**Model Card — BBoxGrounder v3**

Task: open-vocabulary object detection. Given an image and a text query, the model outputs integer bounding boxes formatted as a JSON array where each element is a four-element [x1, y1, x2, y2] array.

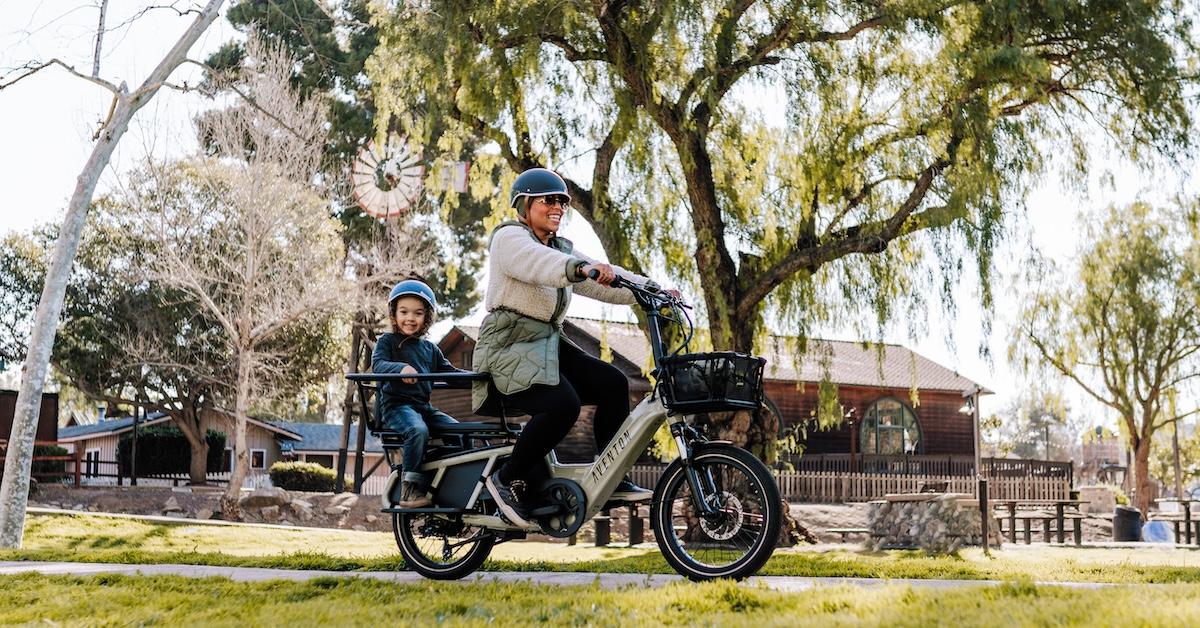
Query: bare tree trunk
[[1134, 436, 1153, 516], [220, 351, 253, 520], [92, 0, 109, 78], [0, 0, 226, 548], [1173, 420, 1183, 499], [335, 318, 362, 493], [175, 404, 209, 485]]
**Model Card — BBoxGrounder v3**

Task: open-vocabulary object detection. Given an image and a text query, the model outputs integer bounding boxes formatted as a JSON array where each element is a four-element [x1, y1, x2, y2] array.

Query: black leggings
[[497, 338, 630, 483]]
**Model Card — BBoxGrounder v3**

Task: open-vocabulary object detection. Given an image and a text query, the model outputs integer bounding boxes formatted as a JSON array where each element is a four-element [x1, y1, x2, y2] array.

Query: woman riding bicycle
[[474, 167, 665, 527]]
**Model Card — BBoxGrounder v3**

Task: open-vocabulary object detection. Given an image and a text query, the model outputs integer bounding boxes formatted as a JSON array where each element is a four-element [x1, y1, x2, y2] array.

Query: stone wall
[[867, 493, 1004, 553]]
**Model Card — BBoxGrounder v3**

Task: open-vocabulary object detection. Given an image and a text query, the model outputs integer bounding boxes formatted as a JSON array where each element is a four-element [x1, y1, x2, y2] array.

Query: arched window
[[860, 397, 922, 455]]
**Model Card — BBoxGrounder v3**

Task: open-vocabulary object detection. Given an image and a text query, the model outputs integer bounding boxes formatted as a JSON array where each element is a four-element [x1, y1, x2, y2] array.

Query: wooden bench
[[826, 527, 870, 543], [995, 510, 1085, 545]]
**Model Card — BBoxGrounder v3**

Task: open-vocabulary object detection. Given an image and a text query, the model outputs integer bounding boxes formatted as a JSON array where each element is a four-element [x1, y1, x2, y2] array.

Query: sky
[[1, 2, 1197, 431]]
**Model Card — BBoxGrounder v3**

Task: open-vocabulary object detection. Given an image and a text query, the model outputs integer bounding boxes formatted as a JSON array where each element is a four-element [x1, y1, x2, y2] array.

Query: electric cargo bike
[[347, 275, 782, 581]]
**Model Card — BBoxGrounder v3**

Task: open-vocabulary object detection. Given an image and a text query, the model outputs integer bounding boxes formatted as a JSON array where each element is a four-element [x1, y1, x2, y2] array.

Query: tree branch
[[0, 58, 122, 93], [737, 133, 961, 318]]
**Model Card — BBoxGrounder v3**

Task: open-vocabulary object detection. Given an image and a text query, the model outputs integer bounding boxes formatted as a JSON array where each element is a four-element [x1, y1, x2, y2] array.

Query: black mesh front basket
[[659, 352, 766, 414]]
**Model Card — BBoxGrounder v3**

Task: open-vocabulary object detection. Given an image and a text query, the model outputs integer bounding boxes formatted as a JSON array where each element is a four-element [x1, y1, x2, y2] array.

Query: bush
[[269, 461, 353, 492], [117, 426, 226, 476], [32, 445, 69, 478]]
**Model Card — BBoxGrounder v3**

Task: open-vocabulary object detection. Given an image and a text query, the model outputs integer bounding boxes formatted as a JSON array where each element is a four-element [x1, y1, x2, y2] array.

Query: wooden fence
[[782, 453, 1073, 482], [628, 465, 1071, 503]]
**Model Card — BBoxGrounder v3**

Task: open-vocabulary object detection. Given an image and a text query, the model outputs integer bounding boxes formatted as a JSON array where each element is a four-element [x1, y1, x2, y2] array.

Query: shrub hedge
[[268, 461, 353, 492], [31, 445, 69, 478], [117, 426, 226, 477]]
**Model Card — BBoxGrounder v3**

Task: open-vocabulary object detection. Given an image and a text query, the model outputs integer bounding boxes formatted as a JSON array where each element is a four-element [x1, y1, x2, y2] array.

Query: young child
[[371, 278, 461, 508]]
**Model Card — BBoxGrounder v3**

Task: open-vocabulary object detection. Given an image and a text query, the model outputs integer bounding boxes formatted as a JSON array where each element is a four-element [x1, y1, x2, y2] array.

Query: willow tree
[[368, 0, 1193, 453], [1013, 202, 1200, 514]]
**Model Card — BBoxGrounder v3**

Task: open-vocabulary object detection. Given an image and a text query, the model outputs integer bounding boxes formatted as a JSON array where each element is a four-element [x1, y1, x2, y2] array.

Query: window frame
[[250, 448, 267, 470], [84, 448, 101, 478], [860, 397, 923, 455]]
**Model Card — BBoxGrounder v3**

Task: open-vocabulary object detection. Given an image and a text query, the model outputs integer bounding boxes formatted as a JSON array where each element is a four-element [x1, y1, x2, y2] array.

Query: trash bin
[[1113, 505, 1142, 541]]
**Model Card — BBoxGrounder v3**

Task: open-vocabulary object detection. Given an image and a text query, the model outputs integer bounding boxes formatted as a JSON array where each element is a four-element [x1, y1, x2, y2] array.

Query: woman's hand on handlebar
[[581, 262, 617, 285]]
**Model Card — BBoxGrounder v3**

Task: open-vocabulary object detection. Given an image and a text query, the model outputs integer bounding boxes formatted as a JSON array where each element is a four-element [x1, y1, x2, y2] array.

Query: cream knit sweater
[[484, 224, 649, 323]]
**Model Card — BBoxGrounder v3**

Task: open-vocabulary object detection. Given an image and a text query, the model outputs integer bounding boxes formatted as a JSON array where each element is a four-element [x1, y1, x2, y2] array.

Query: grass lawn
[[7, 512, 1200, 584], [4, 573, 1200, 626]]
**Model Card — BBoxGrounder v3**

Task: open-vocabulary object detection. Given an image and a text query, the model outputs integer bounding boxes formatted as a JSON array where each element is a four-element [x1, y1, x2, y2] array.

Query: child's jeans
[[381, 403, 458, 484]]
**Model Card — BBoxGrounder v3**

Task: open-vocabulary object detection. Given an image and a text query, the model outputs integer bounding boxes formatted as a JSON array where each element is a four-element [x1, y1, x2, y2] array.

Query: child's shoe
[[398, 481, 432, 508]]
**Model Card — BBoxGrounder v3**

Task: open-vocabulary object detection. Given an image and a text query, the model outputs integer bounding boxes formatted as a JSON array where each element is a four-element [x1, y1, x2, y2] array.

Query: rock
[[323, 505, 349, 516], [365, 514, 377, 523], [260, 505, 280, 521], [352, 524, 366, 531], [71, 504, 84, 511], [239, 488, 290, 509], [195, 508, 214, 520], [162, 496, 184, 513], [329, 493, 359, 508], [86, 505, 98, 512], [290, 502, 315, 521], [281, 519, 293, 526]]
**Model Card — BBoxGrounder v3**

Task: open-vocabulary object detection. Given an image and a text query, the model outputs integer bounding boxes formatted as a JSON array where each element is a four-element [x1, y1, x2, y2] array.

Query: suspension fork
[[670, 420, 719, 516]]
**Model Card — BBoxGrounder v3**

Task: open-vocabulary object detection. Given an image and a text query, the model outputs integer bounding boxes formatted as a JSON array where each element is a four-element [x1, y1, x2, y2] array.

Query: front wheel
[[651, 445, 781, 580], [393, 513, 494, 580]]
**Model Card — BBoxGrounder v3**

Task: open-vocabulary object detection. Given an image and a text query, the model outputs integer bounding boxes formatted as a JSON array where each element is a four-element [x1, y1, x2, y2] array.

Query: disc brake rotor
[[698, 492, 744, 541]]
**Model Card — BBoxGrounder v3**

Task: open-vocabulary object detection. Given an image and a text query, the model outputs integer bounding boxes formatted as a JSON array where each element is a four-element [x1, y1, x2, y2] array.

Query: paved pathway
[[0, 561, 1116, 591]]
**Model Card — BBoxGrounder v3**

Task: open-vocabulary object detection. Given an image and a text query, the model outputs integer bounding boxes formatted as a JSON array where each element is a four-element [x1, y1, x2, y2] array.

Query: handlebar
[[585, 267, 695, 359], [585, 268, 689, 310]]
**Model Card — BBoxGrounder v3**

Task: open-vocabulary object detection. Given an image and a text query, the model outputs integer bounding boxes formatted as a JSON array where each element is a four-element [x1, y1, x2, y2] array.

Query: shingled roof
[[271, 421, 384, 454], [447, 317, 988, 394]]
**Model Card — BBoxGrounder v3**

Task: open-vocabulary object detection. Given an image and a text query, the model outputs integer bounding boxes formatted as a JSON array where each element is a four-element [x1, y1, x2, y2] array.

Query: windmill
[[350, 134, 425, 218], [350, 133, 471, 218]]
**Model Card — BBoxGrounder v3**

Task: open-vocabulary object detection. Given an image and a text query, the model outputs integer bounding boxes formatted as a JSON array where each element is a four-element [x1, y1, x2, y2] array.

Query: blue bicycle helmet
[[510, 168, 570, 216], [388, 279, 437, 310]]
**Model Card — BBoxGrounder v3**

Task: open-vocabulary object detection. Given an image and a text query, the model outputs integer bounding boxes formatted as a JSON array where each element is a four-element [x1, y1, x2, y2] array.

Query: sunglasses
[[536, 195, 570, 207]]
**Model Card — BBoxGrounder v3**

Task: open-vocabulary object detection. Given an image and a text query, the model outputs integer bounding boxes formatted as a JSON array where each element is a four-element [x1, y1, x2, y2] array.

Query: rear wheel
[[651, 444, 781, 580], [393, 513, 494, 580]]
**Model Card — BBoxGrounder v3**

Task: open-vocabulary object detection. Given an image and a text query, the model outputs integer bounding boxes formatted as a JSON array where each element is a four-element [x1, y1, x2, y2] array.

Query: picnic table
[[992, 499, 1089, 545], [1153, 498, 1200, 544]]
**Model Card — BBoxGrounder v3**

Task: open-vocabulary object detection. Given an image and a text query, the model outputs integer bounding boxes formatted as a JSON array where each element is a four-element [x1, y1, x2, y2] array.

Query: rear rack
[[345, 371, 520, 437]]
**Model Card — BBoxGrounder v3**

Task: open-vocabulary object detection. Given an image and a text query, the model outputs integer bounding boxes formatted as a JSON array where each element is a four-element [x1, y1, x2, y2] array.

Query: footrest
[[381, 507, 465, 515]]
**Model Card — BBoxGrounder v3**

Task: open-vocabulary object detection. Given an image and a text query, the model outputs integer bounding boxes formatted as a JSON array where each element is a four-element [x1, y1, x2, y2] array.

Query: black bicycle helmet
[[510, 168, 570, 216]]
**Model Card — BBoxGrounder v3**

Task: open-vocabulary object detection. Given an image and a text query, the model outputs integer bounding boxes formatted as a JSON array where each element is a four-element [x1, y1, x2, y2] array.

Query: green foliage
[[268, 461, 351, 492], [368, 0, 1195, 356], [1013, 201, 1200, 510], [116, 427, 226, 477]]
